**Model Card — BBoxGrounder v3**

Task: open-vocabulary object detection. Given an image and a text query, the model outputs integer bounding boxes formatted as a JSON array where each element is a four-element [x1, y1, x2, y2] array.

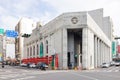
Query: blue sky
[[0, 0, 120, 36]]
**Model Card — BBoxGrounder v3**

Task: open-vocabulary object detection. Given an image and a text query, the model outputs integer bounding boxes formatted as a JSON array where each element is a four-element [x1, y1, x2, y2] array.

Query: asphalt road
[[0, 65, 120, 80]]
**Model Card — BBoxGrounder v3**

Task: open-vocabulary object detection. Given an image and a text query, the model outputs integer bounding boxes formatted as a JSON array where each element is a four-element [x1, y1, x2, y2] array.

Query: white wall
[[20, 18, 36, 34], [6, 44, 15, 59]]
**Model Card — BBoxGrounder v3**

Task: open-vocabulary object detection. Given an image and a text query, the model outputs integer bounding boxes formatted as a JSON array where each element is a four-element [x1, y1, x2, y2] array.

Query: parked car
[[109, 61, 115, 66], [114, 61, 120, 66], [29, 63, 36, 68], [20, 63, 27, 67], [36, 62, 48, 70], [101, 63, 110, 68]]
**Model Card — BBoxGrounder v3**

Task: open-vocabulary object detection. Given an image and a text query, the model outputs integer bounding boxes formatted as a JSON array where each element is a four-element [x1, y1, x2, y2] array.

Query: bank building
[[23, 8, 113, 70]]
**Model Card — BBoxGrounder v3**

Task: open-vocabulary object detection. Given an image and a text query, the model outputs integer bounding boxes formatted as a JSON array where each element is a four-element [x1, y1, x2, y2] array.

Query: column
[[109, 47, 112, 61], [103, 43, 105, 62], [107, 46, 109, 62], [107, 46, 110, 62], [100, 41, 102, 65], [105, 45, 107, 62], [62, 28, 68, 69], [101, 42, 104, 64], [82, 28, 88, 69], [97, 39, 100, 67], [94, 36, 97, 68], [100, 41, 101, 65]]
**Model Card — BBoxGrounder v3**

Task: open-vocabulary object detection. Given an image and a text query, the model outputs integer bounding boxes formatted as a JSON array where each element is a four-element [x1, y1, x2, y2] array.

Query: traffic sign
[[6, 30, 18, 38]]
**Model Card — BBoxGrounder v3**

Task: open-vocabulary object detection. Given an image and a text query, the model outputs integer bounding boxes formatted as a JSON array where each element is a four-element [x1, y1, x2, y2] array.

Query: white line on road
[[94, 73, 120, 79], [0, 74, 20, 79], [70, 73, 99, 80], [11, 76, 35, 80], [0, 73, 27, 79]]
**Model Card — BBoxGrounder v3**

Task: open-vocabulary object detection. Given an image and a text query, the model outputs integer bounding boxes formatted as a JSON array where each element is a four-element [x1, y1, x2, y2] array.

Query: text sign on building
[[0, 53, 2, 61], [6, 30, 18, 38], [0, 28, 4, 35], [112, 41, 116, 58], [117, 45, 120, 53], [0, 53, 2, 57], [0, 57, 2, 61]]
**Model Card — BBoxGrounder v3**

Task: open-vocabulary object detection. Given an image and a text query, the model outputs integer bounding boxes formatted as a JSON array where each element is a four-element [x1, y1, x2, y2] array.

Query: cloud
[[1, 15, 19, 30], [42, 0, 109, 11], [0, 0, 57, 29], [0, 6, 7, 14], [104, 1, 120, 36], [42, 0, 120, 36], [0, 0, 120, 36], [1, 0, 120, 58]]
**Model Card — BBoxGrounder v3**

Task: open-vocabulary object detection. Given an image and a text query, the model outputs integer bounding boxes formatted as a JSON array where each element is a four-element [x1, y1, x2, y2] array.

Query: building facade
[[15, 17, 36, 60], [24, 9, 113, 69]]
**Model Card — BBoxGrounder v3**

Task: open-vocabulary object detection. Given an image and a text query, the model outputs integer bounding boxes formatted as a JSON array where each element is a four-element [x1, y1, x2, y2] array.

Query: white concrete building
[[24, 9, 113, 70], [15, 17, 36, 60]]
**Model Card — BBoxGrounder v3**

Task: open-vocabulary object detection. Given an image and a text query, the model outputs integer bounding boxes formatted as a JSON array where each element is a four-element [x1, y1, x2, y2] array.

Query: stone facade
[[24, 9, 113, 70]]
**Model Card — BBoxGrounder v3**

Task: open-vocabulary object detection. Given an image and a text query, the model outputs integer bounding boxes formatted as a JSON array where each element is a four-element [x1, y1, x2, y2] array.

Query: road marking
[[70, 73, 99, 80], [29, 70, 68, 75], [115, 70, 118, 72], [94, 73, 120, 79], [11, 76, 35, 80], [0, 73, 28, 79], [81, 66, 120, 72], [0, 74, 20, 79]]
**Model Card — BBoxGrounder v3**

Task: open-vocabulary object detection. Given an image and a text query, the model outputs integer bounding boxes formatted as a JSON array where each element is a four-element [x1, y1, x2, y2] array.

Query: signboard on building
[[0, 53, 2, 57], [112, 41, 116, 58], [117, 45, 120, 53], [0, 28, 4, 35], [0, 53, 2, 62], [6, 30, 18, 38], [0, 57, 2, 61]]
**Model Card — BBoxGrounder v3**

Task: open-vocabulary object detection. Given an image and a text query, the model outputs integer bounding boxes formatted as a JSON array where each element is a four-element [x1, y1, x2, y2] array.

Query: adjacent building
[[15, 17, 36, 60], [23, 8, 113, 70]]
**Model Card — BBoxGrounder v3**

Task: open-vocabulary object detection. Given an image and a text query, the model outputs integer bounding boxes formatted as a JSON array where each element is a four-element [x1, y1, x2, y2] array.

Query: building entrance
[[67, 29, 82, 68]]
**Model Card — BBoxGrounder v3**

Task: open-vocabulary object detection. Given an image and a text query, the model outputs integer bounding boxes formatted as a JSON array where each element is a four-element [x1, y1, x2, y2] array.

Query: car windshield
[[102, 63, 106, 64]]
